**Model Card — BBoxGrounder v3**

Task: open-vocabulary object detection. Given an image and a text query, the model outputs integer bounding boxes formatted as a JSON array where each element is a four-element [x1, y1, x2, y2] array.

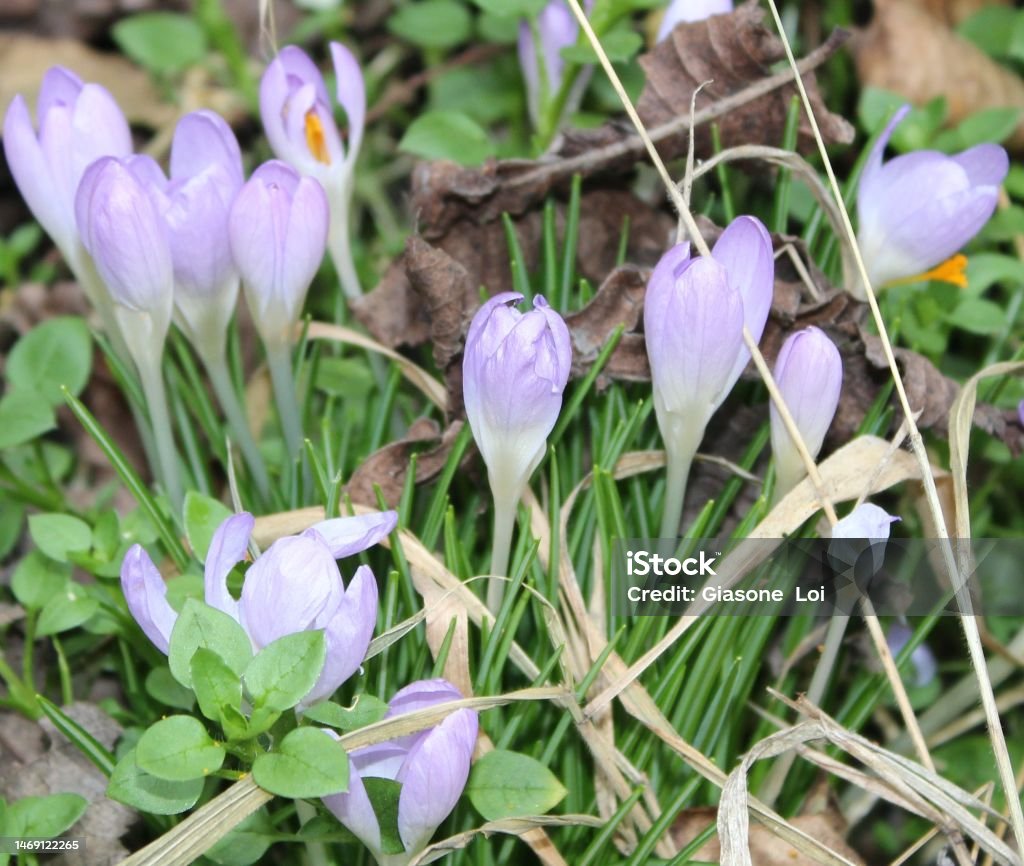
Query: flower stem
[[204, 351, 271, 501], [137, 351, 184, 510], [295, 800, 330, 866], [487, 496, 517, 613], [327, 188, 362, 301], [658, 440, 697, 538], [265, 341, 304, 465]]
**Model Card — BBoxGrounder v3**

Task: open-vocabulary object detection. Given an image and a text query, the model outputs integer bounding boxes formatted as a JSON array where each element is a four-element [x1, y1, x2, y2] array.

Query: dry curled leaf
[[855, 1, 1024, 152], [638, 1, 854, 158]]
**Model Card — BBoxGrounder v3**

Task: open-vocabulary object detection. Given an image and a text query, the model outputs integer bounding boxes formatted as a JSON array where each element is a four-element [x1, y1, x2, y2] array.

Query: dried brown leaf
[[854, 1, 1024, 151], [639, 1, 854, 158]]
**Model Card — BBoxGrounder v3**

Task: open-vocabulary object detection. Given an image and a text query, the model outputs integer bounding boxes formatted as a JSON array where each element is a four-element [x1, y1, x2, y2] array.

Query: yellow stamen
[[304, 112, 331, 165], [887, 254, 969, 289]]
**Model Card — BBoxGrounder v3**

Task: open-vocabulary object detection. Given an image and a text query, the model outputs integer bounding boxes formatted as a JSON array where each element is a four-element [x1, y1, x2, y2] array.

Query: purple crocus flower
[[3, 66, 131, 272], [228, 160, 329, 348], [886, 622, 938, 688], [120, 510, 397, 706], [769, 327, 843, 497], [645, 216, 773, 534], [322, 679, 478, 864], [828, 502, 900, 582], [657, 0, 733, 41], [260, 43, 365, 299], [855, 104, 1009, 296], [463, 293, 572, 511]]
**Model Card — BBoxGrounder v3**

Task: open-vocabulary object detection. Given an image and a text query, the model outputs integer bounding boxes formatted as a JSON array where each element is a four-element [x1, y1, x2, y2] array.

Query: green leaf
[[36, 584, 99, 636], [468, 0, 545, 15], [0, 390, 56, 449], [168, 599, 253, 689], [935, 107, 1022, 150], [136, 715, 225, 781], [5, 317, 92, 404], [251, 727, 349, 798], [145, 666, 197, 711], [466, 749, 567, 820], [363, 778, 405, 855], [388, 0, 472, 48], [183, 492, 233, 562], [28, 513, 92, 562], [949, 298, 1006, 335], [11, 552, 69, 610], [399, 111, 496, 166], [856, 88, 947, 150], [191, 647, 243, 726], [561, 29, 642, 63], [107, 747, 204, 814], [964, 253, 1024, 294], [243, 631, 326, 712], [203, 810, 274, 866], [958, 6, 1019, 58], [301, 695, 388, 731], [112, 12, 209, 74], [6, 793, 87, 837], [0, 502, 25, 560]]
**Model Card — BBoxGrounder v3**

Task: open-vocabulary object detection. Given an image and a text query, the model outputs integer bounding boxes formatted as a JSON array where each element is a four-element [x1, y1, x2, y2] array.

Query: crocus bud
[[463, 293, 572, 508], [3, 66, 131, 270], [322, 679, 479, 864], [120, 510, 397, 706], [518, 1, 579, 126], [769, 327, 843, 497], [161, 110, 245, 357], [657, 0, 734, 41], [260, 43, 365, 299], [74, 156, 174, 350], [855, 105, 1008, 298], [228, 160, 329, 347], [886, 623, 937, 687], [645, 216, 773, 534], [828, 502, 900, 583]]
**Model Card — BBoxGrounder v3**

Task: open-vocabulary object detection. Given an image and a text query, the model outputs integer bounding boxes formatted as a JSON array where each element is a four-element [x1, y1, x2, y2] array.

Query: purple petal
[[657, 0, 734, 40], [770, 327, 842, 461], [322, 756, 382, 856], [120, 544, 178, 654], [858, 104, 911, 210], [952, 143, 1010, 188], [70, 83, 132, 177], [281, 175, 330, 314], [396, 708, 478, 853], [301, 565, 378, 706], [309, 512, 398, 559], [203, 513, 254, 621], [276, 45, 332, 105], [387, 678, 465, 718], [170, 110, 244, 187], [330, 42, 366, 162], [38, 66, 84, 117], [831, 503, 900, 540]]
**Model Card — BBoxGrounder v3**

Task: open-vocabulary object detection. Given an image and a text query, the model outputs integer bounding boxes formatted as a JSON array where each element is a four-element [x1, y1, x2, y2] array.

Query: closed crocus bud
[[120, 510, 397, 706], [229, 160, 329, 347], [3, 66, 131, 271], [322, 679, 479, 865], [518, 0, 578, 126], [855, 105, 1009, 298], [657, 0, 733, 41], [162, 111, 245, 357], [886, 623, 938, 688], [260, 43, 365, 299], [645, 215, 773, 536], [769, 327, 843, 498]]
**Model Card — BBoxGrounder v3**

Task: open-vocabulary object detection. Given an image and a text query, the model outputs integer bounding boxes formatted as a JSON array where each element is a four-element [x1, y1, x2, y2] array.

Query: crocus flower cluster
[[120, 510, 396, 706], [769, 326, 843, 499], [323, 679, 479, 866], [657, 0, 733, 42], [462, 293, 572, 608], [644, 215, 774, 536], [855, 104, 1009, 297]]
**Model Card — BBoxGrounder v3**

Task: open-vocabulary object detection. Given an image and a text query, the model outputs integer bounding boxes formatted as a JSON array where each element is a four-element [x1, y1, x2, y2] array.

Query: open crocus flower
[[463, 293, 571, 603], [657, 0, 733, 41], [322, 679, 478, 865], [855, 104, 1009, 298], [769, 327, 843, 498], [260, 43, 365, 300], [120, 510, 397, 706], [645, 216, 773, 536]]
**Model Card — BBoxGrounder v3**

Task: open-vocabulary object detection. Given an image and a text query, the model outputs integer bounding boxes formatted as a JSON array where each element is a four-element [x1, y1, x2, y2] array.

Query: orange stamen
[[887, 254, 969, 289], [304, 112, 331, 165]]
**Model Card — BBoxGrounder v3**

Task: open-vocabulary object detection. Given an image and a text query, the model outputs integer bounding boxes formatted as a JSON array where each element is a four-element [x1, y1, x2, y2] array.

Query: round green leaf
[[107, 748, 204, 815], [252, 728, 349, 798], [6, 793, 87, 837], [36, 584, 99, 636], [136, 715, 225, 781], [388, 0, 472, 48], [466, 749, 567, 820], [6, 316, 92, 404], [183, 492, 233, 563], [168, 599, 253, 689], [399, 111, 496, 166], [112, 12, 209, 74], [243, 630, 326, 712], [28, 512, 92, 562], [11, 552, 70, 610], [0, 390, 56, 449]]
